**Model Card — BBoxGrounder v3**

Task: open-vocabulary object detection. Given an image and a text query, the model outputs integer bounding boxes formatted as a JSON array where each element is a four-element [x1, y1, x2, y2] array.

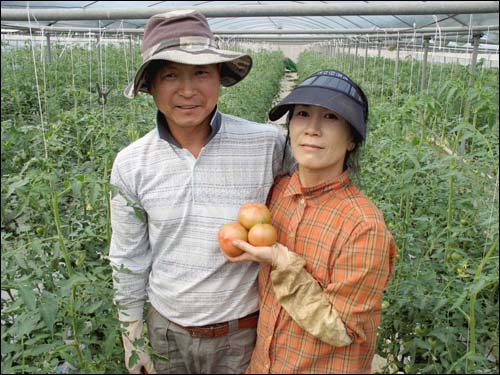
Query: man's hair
[[143, 60, 171, 90]]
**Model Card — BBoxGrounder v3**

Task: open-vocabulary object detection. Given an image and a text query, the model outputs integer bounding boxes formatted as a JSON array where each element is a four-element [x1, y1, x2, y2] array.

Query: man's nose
[[178, 78, 196, 96]]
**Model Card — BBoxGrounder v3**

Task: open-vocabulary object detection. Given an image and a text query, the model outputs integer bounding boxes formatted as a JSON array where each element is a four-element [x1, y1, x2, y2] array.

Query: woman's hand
[[224, 240, 291, 269]]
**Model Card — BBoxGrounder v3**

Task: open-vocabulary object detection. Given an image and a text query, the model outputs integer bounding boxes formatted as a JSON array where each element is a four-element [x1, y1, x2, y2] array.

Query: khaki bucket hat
[[124, 9, 252, 98]]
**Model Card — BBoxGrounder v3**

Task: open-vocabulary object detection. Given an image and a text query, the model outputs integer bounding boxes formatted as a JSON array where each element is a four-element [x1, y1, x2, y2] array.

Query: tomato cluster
[[218, 202, 278, 257]]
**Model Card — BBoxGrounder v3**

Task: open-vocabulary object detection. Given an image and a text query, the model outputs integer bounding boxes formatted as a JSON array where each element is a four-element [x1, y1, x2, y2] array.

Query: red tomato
[[218, 221, 248, 257], [237, 202, 272, 230], [248, 223, 278, 247]]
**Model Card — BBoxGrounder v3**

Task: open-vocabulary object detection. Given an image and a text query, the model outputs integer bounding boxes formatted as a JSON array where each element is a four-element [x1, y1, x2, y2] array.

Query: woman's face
[[289, 104, 354, 185]]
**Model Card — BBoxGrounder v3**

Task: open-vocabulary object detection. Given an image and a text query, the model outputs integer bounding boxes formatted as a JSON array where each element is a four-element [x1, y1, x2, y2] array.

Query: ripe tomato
[[237, 202, 272, 230], [248, 223, 278, 247], [218, 221, 248, 257]]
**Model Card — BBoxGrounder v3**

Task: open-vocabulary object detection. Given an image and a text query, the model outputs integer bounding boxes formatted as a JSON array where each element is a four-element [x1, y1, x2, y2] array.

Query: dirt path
[[269, 70, 299, 130]]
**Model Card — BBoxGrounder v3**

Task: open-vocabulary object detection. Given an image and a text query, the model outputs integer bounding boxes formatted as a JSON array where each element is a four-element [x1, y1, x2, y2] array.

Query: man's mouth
[[176, 105, 199, 110]]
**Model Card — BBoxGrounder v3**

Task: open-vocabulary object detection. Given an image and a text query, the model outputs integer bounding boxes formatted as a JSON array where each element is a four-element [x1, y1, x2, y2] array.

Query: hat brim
[[268, 86, 366, 139], [124, 47, 252, 99]]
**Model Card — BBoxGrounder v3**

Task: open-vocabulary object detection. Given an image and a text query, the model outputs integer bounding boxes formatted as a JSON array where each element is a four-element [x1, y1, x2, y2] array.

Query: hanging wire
[[380, 30, 387, 99], [119, 20, 131, 84], [26, 2, 48, 159], [426, 15, 442, 94], [88, 29, 93, 108], [408, 24, 417, 95], [40, 27, 48, 122]]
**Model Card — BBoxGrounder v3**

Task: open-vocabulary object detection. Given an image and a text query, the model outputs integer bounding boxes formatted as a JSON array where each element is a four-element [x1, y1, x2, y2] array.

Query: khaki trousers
[[147, 306, 256, 374]]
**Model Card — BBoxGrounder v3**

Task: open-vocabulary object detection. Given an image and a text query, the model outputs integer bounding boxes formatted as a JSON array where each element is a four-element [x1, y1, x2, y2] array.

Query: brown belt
[[174, 311, 259, 338]]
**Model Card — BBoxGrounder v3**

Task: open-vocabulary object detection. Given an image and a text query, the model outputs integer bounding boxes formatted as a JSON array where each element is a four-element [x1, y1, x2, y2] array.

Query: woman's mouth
[[301, 143, 324, 150]]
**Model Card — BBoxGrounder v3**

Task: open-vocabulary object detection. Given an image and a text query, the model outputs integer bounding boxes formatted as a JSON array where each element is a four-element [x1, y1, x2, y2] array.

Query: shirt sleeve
[[270, 221, 396, 346], [325, 221, 396, 343], [108, 159, 151, 322], [270, 252, 352, 347]]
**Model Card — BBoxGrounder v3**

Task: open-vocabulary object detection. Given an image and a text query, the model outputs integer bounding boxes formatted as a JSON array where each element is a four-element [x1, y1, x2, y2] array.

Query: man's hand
[[224, 240, 291, 269], [121, 320, 156, 374]]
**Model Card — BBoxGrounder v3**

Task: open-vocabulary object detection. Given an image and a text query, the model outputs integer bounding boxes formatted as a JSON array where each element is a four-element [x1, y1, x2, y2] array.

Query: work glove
[[270, 243, 291, 269], [121, 320, 156, 374], [226, 240, 292, 270]]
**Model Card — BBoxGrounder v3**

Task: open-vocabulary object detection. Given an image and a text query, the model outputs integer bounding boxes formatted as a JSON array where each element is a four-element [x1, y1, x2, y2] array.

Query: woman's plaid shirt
[[247, 170, 397, 374]]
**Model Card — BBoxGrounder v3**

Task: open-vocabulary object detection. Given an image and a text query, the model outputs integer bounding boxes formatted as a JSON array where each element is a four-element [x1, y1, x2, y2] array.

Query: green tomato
[[415, 323, 429, 337]]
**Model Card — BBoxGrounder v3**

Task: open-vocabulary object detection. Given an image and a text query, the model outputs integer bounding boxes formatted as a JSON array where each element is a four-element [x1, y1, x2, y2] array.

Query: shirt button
[[300, 198, 305, 204]]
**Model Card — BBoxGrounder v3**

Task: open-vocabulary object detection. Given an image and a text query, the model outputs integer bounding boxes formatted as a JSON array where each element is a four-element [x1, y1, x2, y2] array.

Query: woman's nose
[[303, 116, 322, 136]]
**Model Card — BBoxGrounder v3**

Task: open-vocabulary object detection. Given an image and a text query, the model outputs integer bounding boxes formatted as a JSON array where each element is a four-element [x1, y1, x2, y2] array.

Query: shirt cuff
[[118, 305, 144, 322]]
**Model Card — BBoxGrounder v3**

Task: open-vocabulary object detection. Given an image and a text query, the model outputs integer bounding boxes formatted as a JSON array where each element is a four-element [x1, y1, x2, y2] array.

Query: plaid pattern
[[247, 170, 397, 374]]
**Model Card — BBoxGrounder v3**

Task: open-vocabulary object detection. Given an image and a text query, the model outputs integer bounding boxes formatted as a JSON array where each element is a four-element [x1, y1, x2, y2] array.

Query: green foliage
[[1, 40, 284, 373], [298, 50, 499, 373], [219, 49, 284, 122]]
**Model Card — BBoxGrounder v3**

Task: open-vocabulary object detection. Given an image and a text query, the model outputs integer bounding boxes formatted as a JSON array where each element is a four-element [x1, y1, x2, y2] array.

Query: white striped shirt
[[109, 110, 290, 325]]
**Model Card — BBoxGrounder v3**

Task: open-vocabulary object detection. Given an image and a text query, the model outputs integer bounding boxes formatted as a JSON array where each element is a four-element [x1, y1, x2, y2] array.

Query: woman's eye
[[296, 111, 309, 117], [325, 113, 338, 120]]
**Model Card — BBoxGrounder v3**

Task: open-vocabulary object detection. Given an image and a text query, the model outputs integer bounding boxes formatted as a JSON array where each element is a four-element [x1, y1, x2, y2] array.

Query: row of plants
[[1, 39, 284, 374], [297, 50, 498, 373]]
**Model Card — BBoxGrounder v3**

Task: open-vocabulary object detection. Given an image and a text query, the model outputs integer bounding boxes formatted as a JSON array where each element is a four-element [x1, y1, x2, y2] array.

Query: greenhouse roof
[[1, 1, 499, 44]]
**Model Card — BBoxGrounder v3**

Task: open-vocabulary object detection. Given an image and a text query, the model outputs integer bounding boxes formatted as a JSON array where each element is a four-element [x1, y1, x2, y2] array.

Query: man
[[109, 9, 290, 374]]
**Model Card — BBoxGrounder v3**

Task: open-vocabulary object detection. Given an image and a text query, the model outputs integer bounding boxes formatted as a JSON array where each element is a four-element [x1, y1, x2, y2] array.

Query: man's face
[[149, 62, 220, 131]]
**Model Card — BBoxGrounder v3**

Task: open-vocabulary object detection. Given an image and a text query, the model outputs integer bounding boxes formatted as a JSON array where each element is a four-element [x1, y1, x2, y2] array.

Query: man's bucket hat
[[269, 70, 368, 139], [124, 9, 252, 98]]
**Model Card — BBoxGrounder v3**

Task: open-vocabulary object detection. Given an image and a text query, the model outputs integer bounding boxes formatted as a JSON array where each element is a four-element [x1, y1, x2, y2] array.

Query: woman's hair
[[282, 85, 369, 176]]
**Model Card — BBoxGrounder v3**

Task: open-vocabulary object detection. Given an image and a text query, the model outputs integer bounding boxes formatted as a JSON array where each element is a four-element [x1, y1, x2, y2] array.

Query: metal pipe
[[1, 2, 498, 21], [421, 36, 430, 91], [46, 33, 52, 63], [463, 33, 482, 136], [2, 23, 497, 36], [395, 38, 400, 85]]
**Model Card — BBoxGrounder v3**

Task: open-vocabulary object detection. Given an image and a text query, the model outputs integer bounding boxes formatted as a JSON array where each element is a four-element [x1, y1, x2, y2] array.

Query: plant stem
[[104, 158, 111, 245], [70, 285, 85, 367], [466, 236, 499, 372], [50, 179, 73, 277]]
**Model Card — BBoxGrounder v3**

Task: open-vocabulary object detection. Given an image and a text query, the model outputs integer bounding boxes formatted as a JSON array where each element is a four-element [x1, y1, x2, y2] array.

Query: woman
[[225, 70, 397, 374]]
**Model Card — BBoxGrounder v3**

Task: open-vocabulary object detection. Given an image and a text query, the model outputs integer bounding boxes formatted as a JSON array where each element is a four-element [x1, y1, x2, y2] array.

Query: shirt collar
[[284, 169, 351, 199], [156, 106, 221, 147]]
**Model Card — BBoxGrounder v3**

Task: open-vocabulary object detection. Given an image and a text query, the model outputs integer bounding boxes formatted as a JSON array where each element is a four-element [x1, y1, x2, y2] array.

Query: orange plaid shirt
[[247, 170, 397, 374]]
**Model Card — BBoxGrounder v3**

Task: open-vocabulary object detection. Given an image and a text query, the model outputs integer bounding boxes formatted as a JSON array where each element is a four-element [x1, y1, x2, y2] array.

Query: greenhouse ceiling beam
[[2, 23, 497, 36], [215, 26, 500, 35], [1, 2, 498, 21]]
